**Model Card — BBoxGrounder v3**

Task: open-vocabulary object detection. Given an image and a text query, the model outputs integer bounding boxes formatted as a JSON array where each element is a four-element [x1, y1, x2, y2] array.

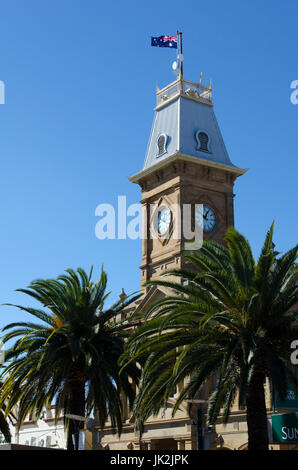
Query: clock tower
[[129, 75, 246, 287], [100, 68, 249, 452]]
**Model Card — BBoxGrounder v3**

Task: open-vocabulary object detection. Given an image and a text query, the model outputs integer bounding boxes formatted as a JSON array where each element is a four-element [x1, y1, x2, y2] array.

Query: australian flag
[[151, 35, 178, 49]]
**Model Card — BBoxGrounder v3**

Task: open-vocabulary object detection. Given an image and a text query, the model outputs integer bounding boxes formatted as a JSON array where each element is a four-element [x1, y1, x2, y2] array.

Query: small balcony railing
[[156, 78, 212, 107]]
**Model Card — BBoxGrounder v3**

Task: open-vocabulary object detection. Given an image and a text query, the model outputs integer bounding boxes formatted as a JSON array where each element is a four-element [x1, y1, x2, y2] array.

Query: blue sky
[[0, 0, 297, 331]]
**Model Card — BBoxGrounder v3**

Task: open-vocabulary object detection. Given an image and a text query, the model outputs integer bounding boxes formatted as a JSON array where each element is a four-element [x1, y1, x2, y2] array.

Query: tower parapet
[[156, 76, 212, 109]]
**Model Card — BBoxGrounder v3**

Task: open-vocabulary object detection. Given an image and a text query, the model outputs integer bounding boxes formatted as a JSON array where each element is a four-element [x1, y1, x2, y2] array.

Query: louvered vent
[[198, 132, 209, 152], [157, 134, 167, 157]]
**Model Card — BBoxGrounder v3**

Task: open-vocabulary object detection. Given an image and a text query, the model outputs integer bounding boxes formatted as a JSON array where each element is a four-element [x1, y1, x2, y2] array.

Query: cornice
[[155, 92, 213, 111], [129, 152, 247, 184]]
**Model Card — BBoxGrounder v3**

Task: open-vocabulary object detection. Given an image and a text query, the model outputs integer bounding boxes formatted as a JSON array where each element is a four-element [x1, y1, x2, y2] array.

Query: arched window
[[157, 134, 167, 157], [196, 130, 211, 153]]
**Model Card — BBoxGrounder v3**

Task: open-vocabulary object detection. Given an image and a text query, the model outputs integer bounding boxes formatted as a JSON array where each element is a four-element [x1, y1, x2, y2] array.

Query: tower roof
[[142, 76, 237, 170]]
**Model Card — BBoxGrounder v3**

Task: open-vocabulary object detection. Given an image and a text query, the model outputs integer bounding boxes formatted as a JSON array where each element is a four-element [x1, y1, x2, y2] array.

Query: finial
[[119, 288, 127, 303], [199, 72, 203, 85], [209, 79, 212, 90], [156, 83, 160, 93]]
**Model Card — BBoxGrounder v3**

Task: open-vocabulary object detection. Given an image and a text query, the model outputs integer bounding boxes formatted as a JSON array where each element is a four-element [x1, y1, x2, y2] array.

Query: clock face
[[195, 205, 216, 232], [157, 207, 171, 234]]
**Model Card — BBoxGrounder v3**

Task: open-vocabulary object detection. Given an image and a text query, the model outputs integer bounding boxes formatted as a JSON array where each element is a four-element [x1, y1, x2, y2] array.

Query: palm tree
[[121, 224, 298, 450], [0, 381, 15, 443], [0, 267, 140, 450]]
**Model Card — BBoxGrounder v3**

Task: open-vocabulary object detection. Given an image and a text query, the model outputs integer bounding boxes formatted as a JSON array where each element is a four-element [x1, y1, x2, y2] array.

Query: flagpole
[[176, 30, 182, 80], [176, 30, 179, 69], [179, 31, 183, 79]]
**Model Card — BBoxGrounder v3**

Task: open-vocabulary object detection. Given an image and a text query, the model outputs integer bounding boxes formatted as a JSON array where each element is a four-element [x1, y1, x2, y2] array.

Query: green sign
[[274, 380, 298, 410], [270, 412, 298, 444]]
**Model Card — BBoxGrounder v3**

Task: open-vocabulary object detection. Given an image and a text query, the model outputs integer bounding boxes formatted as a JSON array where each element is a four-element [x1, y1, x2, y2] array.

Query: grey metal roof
[[143, 82, 234, 170]]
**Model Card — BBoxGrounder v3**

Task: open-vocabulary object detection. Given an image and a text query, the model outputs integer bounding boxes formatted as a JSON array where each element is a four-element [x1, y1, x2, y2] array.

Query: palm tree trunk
[[246, 369, 269, 450], [66, 380, 86, 451]]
